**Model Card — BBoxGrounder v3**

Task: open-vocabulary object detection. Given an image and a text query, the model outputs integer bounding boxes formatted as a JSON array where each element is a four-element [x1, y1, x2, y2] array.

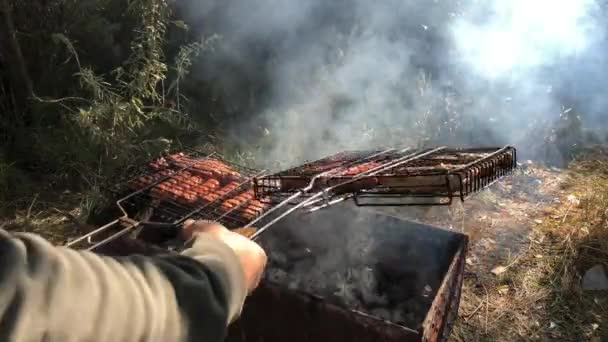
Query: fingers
[[182, 220, 226, 240], [182, 220, 268, 293]]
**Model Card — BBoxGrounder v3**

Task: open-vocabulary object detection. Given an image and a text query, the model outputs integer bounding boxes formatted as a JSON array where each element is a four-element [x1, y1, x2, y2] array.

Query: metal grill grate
[[253, 148, 419, 201], [253, 146, 517, 210], [353, 146, 517, 206], [67, 146, 517, 250], [67, 150, 272, 251]]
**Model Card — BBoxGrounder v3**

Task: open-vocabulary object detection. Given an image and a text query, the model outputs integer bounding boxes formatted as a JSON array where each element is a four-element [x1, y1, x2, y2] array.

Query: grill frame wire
[[66, 145, 517, 250], [246, 148, 406, 234], [247, 147, 447, 239], [66, 151, 268, 251], [253, 146, 517, 210], [252, 148, 414, 202], [352, 146, 516, 206]]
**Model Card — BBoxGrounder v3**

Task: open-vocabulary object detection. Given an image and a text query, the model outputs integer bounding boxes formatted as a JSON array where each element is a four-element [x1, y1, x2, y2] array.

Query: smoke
[[453, 0, 597, 79], [180, 0, 607, 166]]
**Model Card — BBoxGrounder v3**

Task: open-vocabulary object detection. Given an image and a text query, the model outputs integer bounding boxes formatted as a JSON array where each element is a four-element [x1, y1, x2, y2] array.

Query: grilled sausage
[[201, 193, 219, 203], [240, 207, 260, 221], [201, 178, 220, 190], [199, 181, 239, 204], [220, 189, 255, 211], [246, 199, 268, 212]]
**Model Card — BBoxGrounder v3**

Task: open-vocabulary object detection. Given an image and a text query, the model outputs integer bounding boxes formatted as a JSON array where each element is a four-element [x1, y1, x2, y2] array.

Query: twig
[[562, 203, 573, 223], [465, 300, 484, 322], [51, 208, 85, 233], [26, 193, 38, 219], [32, 95, 92, 104], [580, 245, 608, 256], [505, 248, 527, 270]]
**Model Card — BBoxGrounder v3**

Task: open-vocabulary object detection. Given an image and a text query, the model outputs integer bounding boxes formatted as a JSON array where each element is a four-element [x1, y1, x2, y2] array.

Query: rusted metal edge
[[227, 280, 423, 342], [422, 235, 468, 342]]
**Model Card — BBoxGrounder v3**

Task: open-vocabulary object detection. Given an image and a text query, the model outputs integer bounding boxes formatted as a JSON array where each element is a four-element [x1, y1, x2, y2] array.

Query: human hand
[[183, 220, 267, 293]]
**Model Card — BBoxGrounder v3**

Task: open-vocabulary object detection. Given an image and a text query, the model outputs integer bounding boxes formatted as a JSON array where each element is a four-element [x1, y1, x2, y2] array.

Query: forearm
[[0, 229, 247, 342]]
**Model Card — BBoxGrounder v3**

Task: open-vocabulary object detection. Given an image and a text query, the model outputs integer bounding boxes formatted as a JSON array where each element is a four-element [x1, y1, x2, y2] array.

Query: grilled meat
[[125, 154, 269, 223]]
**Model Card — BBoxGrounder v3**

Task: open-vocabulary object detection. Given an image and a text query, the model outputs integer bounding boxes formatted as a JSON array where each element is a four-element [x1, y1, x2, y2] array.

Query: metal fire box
[[226, 203, 467, 342]]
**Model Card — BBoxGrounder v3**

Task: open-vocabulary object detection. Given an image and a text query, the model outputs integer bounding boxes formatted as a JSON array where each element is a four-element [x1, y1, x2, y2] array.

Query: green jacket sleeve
[[0, 229, 248, 342]]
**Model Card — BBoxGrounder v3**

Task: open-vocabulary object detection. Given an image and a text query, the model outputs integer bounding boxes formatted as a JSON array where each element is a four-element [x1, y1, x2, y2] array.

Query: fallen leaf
[[534, 219, 543, 224], [466, 258, 474, 266], [535, 254, 543, 259], [491, 266, 507, 276]]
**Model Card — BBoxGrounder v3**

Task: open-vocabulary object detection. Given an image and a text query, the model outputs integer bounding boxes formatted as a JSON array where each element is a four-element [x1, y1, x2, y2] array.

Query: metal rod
[[248, 147, 445, 237], [66, 219, 120, 247], [305, 146, 447, 208], [245, 151, 391, 229], [366, 146, 447, 175], [248, 149, 421, 235], [447, 146, 514, 174], [306, 195, 350, 212], [87, 222, 140, 251], [300, 147, 439, 208], [246, 191, 303, 228], [249, 192, 325, 240]]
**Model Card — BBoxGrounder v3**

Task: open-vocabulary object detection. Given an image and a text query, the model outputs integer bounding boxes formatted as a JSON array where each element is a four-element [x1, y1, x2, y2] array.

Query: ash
[[257, 204, 456, 329]]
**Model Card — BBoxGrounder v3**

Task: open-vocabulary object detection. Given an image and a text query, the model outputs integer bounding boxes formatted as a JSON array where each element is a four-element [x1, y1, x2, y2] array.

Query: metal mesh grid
[[276, 150, 386, 176], [253, 148, 416, 201], [255, 146, 516, 208], [67, 150, 272, 251], [353, 146, 517, 206], [117, 152, 267, 228]]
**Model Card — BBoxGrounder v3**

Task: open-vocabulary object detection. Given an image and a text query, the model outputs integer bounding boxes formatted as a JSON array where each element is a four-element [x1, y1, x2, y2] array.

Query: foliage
[[0, 0, 205, 215]]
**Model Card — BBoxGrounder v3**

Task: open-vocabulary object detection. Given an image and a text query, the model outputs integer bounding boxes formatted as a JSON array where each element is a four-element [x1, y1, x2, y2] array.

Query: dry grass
[[1, 153, 607, 342], [0, 191, 87, 245], [452, 157, 608, 342]]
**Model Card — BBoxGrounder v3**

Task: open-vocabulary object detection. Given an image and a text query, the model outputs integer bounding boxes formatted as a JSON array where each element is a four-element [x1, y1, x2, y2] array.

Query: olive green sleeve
[[0, 229, 247, 342]]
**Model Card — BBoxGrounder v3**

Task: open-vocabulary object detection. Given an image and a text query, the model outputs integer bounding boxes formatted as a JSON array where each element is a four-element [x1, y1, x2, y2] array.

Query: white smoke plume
[[179, 0, 607, 167]]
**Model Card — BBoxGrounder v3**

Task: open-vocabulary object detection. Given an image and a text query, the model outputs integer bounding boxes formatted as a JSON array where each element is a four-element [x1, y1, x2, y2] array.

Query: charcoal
[[256, 202, 461, 330]]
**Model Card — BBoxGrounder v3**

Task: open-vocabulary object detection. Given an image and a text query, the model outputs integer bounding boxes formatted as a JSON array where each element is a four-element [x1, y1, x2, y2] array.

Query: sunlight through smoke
[[453, 0, 597, 79]]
